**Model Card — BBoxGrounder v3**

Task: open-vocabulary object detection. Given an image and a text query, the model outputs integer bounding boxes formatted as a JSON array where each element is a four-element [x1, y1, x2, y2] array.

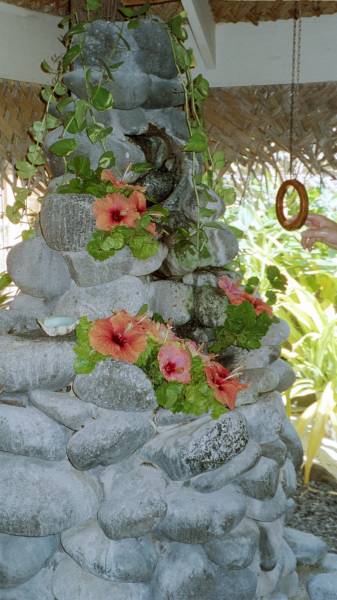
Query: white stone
[[29, 389, 99, 431], [0, 532, 58, 587], [147, 280, 193, 326]]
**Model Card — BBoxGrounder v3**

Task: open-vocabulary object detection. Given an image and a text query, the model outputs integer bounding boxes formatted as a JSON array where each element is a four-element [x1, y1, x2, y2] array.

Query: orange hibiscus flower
[[93, 194, 140, 231], [158, 342, 192, 384], [89, 312, 148, 363], [204, 361, 247, 409], [218, 275, 272, 317]]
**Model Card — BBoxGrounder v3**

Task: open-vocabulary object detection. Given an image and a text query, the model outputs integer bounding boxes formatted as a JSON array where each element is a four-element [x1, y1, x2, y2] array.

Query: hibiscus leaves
[[211, 301, 277, 353], [87, 226, 159, 261], [73, 316, 106, 374]]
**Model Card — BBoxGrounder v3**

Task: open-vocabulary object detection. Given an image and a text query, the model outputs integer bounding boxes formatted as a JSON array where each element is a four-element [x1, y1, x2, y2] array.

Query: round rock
[[73, 360, 156, 411], [40, 193, 96, 252], [0, 532, 58, 588], [0, 453, 100, 536]]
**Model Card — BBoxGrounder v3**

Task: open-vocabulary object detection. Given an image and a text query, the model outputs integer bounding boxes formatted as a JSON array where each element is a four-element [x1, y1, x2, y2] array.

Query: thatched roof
[[209, 1, 337, 24]]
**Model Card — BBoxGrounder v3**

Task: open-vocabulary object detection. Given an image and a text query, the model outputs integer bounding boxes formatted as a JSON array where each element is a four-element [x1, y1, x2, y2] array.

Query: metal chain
[[289, 1, 302, 177]]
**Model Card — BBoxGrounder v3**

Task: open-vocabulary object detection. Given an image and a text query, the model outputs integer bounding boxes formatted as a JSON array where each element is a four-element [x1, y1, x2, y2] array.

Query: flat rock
[[0, 551, 63, 600], [238, 392, 286, 444], [281, 458, 297, 497], [280, 420, 303, 469], [321, 553, 337, 571], [197, 226, 239, 270], [239, 366, 280, 395], [284, 527, 327, 566], [222, 345, 281, 371], [7, 235, 71, 299], [204, 518, 259, 569], [53, 556, 151, 600], [155, 485, 246, 544], [260, 437, 287, 467], [0, 391, 28, 408], [238, 456, 280, 499], [0, 405, 70, 460], [53, 276, 148, 320], [98, 457, 167, 539], [141, 412, 249, 481], [246, 483, 287, 522], [10, 292, 55, 318], [191, 439, 261, 492], [307, 573, 337, 600], [0, 532, 58, 587], [40, 193, 96, 252], [0, 335, 74, 392], [29, 389, 98, 431], [151, 544, 257, 600], [0, 453, 100, 536], [148, 280, 193, 326], [73, 360, 156, 411], [61, 519, 157, 583], [67, 411, 155, 470], [261, 319, 290, 346], [194, 286, 228, 327]]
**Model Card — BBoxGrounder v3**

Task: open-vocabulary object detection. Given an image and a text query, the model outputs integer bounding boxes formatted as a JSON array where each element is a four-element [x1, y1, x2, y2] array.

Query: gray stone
[[151, 544, 257, 600], [191, 439, 261, 492], [61, 519, 157, 582], [246, 483, 287, 522], [258, 518, 284, 572], [73, 360, 156, 411], [53, 276, 148, 320], [0, 335, 74, 392], [282, 540, 297, 577], [238, 456, 280, 499], [141, 412, 249, 481], [197, 225, 239, 270], [281, 458, 297, 497], [0, 551, 63, 600], [129, 243, 168, 276], [284, 527, 327, 566], [53, 556, 151, 600], [0, 392, 28, 408], [67, 411, 155, 470], [194, 285, 228, 327], [204, 519, 259, 569], [256, 559, 285, 599], [182, 270, 230, 288], [280, 420, 304, 469], [261, 319, 290, 346], [222, 344, 281, 371], [0, 532, 58, 587], [29, 389, 99, 431], [63, 247, 132, 287], [98, 458, 167, 539], [260, 437, 288, 467], [10, 292, 55, 318], [153, 408, 197, 427], [277, 571, 299, 597], [321, 553, 337, 571], [132, 18, 178, 78], [238, 392, 286, 444], [271, 358, 297, 392], [40, 193, 96, 252], [0, 310, 38, 335], [0, 453, 100, 535], [0, 405, 70, 460], [143, 75, 184, 109], [7, 236, 71, 299], [307, 573, 337, 600], [239, 366, 280, 395], [148, 280, 193, 326], [154, 485, 246, 544], [285, 498, 297, 522], [270, 595, 288, 600]]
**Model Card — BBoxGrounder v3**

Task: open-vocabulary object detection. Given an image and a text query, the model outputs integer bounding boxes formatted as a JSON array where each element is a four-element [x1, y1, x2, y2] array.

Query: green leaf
[[5, 205, 21, 224], [101, 232, 125, 251], [172, 40, 194, 72], [184, 129, 208, 153], [136, 304, 149, 317], [128, 19, 140, 30], [16, 160, 37, 179], [54, 81, 67, 96], [86, 0, 101, 10], [27, 144, 45, 166], [67, 155, 91, 177], [86, 123, 112, 144], [45, 114, 61, 130], [0, 273, 11, 290], [64, 23, 86, 39], [49, 138, 77, 157], [119, 6, 136, 17], [30, 120, 45, 143], [131, 162, 153, 174], [22, 229, 36, 241], [193, 74, 209, 101], [63, 44, 82, 70], [168, 12, 188, 41], [199, 207, 215, 218], [41, 59, 53, 73], [56, 97, 73, 114], [41, 86, 54, 102], [74, 99, 89, 128], [212, 149, 225, 170], [89, 85, 114, 111], [128, 230, 159, 260], [14, 188, 29, 209], [98, 151, 115, 169]]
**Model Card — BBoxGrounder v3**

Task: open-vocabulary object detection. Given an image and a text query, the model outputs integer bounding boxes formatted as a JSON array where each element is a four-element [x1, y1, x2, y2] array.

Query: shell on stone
[[37, 316, 78, 337]]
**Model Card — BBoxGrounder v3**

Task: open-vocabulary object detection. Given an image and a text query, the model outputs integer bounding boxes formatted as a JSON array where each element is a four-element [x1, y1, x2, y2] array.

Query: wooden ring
[[275, 179, 309, 231]]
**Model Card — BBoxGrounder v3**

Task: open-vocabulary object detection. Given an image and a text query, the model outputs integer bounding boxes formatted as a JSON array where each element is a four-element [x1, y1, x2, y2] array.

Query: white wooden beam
[[182, 0, 216, 69], [188, 13, 337, 87], [0, 2, 63, 84]]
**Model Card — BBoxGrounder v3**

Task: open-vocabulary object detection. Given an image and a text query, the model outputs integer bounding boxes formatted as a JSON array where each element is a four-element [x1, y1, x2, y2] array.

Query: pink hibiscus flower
[[158, 342, 192, 384], [89, 311, 147, 363], [93, 194, 140, 231], [218, 275, 272, 317], [204, 361, 247, 409]]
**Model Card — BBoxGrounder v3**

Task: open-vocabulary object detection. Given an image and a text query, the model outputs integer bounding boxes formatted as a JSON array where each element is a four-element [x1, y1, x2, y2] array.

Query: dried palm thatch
[[205, 83, 337, 186], [209, 1, 337, 24]]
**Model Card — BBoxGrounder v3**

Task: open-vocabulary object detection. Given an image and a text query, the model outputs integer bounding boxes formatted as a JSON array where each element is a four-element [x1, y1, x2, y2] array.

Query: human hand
[[301, 213, 337, 251]]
